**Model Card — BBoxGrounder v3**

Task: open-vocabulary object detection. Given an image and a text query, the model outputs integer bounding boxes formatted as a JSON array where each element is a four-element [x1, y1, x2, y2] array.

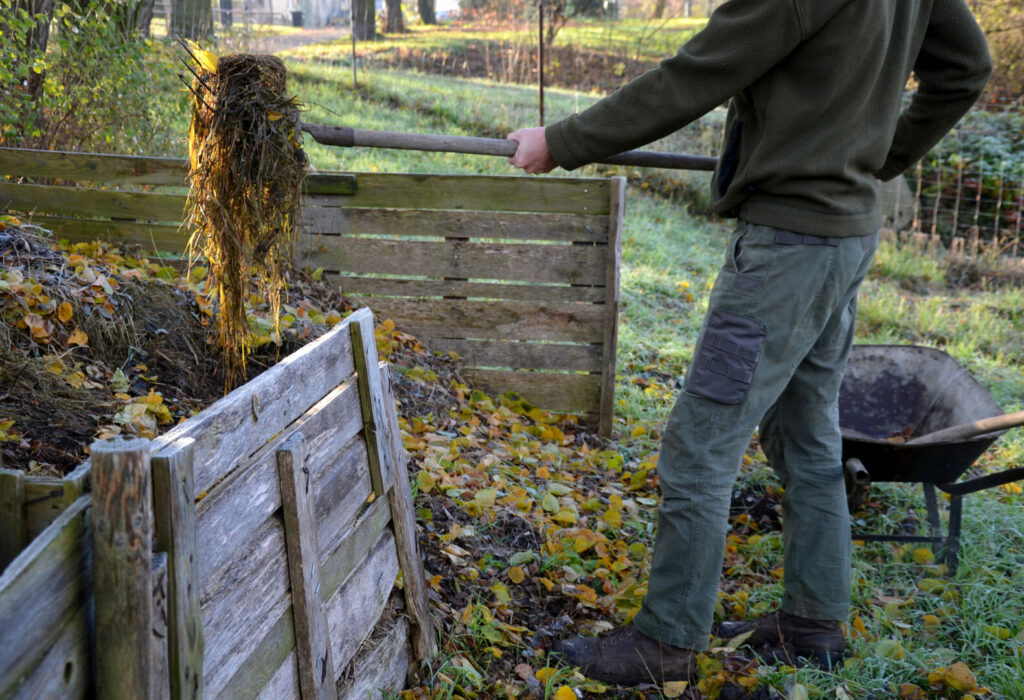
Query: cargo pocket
[[686, 309, 766, 405]]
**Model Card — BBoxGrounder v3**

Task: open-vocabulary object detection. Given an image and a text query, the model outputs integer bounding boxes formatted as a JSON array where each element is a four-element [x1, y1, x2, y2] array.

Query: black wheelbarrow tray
[[838, 344, 1024, 572]]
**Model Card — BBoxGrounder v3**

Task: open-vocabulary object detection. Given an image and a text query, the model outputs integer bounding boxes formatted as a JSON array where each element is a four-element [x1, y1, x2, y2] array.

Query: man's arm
[[875, 0, 991, 181]]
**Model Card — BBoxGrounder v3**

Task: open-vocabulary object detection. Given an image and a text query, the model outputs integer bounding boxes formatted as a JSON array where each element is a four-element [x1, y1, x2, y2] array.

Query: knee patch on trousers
[[686, 309, 765, 405]]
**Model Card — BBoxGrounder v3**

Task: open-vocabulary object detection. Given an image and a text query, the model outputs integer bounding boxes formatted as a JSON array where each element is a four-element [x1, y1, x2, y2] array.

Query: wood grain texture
[[324, 530, 400, 672], [299, 207, 609, 242], [422, 337, 603, 372], [599, 177, 625, 437], [19, 215, 189, 252], [350, 315, 393, 496], [335, 610, 411, 700], [217, 607, 296, 700], [0, 147, 186, 185], [0, 468, 27, 569], [276, 433, 335, 700], [353, 297, 606, 344], [332, 277, 606, 304], [0, 183, 185, 222], [298, 236, 608, 286], [306, 172, 611, 215], [380, 365, 437, 663], [90, 436, 153, 700], [8, 604, 91, 700], [0, 496, 91, 699], [152, 439, 204, 700], [152, 308, 365, 496], [255, 650, 299, 700], [319, 497, 391, 603], [151, 552, 171, 700]]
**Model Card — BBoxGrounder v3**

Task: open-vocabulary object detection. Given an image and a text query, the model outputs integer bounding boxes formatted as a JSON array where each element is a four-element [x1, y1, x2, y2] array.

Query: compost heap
[[183, 48, 307, 383]]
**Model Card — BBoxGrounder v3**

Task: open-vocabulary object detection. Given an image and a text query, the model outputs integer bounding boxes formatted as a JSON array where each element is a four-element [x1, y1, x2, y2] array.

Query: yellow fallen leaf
[[535, 667, 555, 683], [67, 328, 88, 345], [631, 424, 646, 438], [57, 301, 73, 323], [507, 566, 525, 584], [553, 686, 576, 700], [185, 39, 218, 73], [912, 547, 934, 564]]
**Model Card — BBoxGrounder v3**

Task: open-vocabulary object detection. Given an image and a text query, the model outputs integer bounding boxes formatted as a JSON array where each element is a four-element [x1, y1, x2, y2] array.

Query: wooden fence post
[[91, 436, 157, 699], [277, 431, 335, 700], [379, 364, 437, 663], [0, 468, 27, 569], [152, 438, 205, 699]]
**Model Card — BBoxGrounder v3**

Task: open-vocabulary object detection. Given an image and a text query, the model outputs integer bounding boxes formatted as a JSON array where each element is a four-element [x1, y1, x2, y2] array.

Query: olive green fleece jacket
[[545, 0, 992, 236]]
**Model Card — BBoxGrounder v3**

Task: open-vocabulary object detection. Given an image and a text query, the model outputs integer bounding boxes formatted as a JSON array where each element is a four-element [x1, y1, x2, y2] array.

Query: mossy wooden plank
[[460, 369, 602, 415], [19, 215, 188, 252], [423, 338, 603, 372], [302, 173, 357, 195], [332, 276, 606, 303], [307, 172, 611, 215], [0, 468, 27, 569], [9, 604, 91, 700], [23, 477, 65, 541], [0, 497, 92, 698], [335, 611, 411, 700], [299, 236, 608, 286], [218, 606, 296, 700], [324, 531, 400, 673], [599, 177, 626, 437], [1, 183, 185, 223], [355, 298, 605, 344], [319, 496, 391, 602], [0, 147, 186, 185], [300, 206, 609, 242]]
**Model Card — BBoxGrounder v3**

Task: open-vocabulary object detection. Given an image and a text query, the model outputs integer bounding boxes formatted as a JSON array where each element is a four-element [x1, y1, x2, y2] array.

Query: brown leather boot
[[550, 623, 695, 684], [717, 610, 844, 667]]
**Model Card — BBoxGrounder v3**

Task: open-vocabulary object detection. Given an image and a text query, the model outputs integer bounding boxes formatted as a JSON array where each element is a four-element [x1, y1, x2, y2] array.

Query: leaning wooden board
[[0, 146, 622, 434]]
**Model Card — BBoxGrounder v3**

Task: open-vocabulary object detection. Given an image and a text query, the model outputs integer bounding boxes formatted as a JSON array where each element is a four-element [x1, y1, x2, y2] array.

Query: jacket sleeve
[[545, 0, 806, 170], [875, 0, 991, 181]]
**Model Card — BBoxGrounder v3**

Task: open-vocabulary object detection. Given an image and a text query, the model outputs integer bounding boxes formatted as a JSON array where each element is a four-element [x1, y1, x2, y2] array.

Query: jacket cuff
[[544, 122, 584, 171]]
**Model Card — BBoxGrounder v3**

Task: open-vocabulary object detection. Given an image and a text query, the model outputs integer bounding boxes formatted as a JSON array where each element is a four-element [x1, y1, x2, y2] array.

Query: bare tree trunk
[[171, 0, 214, 39], [384, 0, 405, 32], [13, 0, 54, 103], [683, 0, 693, 18], [418, 0, 435, 24], [353, 0, 376, 39], [651, 0, 666, 20]]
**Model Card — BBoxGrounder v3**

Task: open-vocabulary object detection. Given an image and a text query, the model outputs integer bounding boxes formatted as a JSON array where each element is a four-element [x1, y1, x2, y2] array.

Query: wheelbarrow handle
[[907, 408, 1024, 446], [300, 123, 719, 172]]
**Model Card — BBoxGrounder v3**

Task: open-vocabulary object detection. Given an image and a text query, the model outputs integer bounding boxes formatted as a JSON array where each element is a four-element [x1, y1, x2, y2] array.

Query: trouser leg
[[759, 283, 864, 620], [632, 222, 877, 650]]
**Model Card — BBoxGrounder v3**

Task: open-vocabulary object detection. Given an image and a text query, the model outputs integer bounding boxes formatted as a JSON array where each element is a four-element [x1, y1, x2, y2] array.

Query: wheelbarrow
[[838, 345, 1024, 573]]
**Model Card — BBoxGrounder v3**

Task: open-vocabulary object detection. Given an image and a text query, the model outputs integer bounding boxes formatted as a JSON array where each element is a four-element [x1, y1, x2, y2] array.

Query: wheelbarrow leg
[[923, 483, 942, 539], [945, 494, 963, 574]]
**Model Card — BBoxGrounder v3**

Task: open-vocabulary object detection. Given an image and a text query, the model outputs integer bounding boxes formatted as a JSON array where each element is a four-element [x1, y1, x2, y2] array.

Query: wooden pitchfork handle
[[300, 122, 718, 172]]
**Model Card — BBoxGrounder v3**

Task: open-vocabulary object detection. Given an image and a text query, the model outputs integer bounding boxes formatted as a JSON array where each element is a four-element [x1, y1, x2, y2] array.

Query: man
[[507, 0, 991, 686]]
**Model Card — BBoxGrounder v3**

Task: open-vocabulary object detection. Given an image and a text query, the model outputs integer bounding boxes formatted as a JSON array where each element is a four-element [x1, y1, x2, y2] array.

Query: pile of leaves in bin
[[0, 217, 1000, 699]]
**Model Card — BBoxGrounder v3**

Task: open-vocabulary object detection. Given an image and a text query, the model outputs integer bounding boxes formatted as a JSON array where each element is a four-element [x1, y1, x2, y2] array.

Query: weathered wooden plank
[[0, 183, 186, 222], [324, 530, 401, 672], [350, 316, 393, 496], [298, 236, 608, 286], [0, 147, 187, 185], [335, 610, 411, 700], [301, 173, 357, 195], [332, 276, 606, 303], [312, 433, 375, 572], [460, 369, 602, 415], [422, 338, 603, 372], [9, 604, 91, 700], [356, 298, 606, 344], [152, 307, 364, 497], [299, 207, 609, 242], [0, 468, 27, 569], [91, 436, 153, 700], [319, 495, 391, 602], [255, 650, 299, 700], [200, 515, 292, 698], [599, 177, 625, 437], [380, 366, 437, 663], [308, 172, 612, 215], [17, 215, 189, 252], [23, 477, 66, 541], [277, 432, 335, 700], [0, 496, 91, 698], [194, 379, 363, 596], [218, 607, 296, 700], [151, 551, 171, 700], [152, 439, 205, 700]]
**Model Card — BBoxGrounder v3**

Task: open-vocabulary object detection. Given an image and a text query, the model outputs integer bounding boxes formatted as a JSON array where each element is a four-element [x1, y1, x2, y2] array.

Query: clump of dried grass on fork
[[181, 44, 308, 386]]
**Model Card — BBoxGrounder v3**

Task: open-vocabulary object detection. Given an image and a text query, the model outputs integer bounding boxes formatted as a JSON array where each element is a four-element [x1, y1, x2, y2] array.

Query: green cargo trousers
[[632, 221, 878, 651]]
